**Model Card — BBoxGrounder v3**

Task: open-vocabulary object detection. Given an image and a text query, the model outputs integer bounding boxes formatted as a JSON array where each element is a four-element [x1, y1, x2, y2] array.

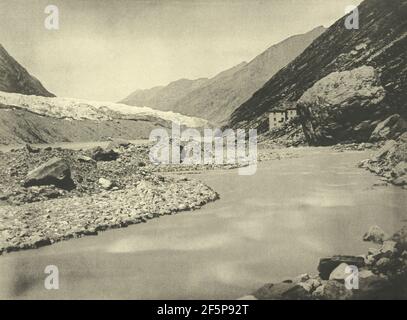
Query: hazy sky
[[0, 0, 362, 101]]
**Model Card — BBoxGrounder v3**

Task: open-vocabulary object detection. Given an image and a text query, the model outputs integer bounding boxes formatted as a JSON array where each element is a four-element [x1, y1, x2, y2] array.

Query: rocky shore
[[242, 226, 407, 300], [0, 141, 218, 255], [359, 133, 407, 188]]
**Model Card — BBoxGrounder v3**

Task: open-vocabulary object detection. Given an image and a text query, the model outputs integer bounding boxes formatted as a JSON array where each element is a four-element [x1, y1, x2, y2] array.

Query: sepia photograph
[[0, 0, 406, 307]]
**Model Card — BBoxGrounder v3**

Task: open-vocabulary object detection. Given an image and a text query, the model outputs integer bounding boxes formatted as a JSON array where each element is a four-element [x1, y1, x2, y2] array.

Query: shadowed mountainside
[[229, 0, 407, 145], [0, 44, 54, 97]]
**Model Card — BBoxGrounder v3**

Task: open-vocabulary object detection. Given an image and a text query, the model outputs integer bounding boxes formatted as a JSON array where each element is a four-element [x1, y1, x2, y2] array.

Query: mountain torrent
[[121, 26, 326, 124], [229, 0, 407, 145]]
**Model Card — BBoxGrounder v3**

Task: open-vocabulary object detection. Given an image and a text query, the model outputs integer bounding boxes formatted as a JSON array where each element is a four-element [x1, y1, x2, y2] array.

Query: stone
[[253, 282, 310, 300], [98, 178, 113, 190], [358, 269, 374, 279], [237, 295, 258, 300], [24, 158, 75, 190], [312, 285, 325, 298], [329, 263, 350, 282], [321, 280, 353, 300], [294, 273, 310, 283], [363, 225, 389, 244], [352, 275, 394, 299], [297, 66, 386, 145], [297, 282, 312, 292], [25, 144, 40, 153], [372, 139, 397, 161], [106, 138, 131, 150], [77, 155, 94, 163], [91, 146, 119, 161], [375, 257, 391, 269], [370, 114, 407, 142], [392, 226, 407, 251], [380, 240, 398, 257], [318, 256, 365, 280], [392, 175, 407, 186], [392, 161, 407, 178], [305, 278, 322, 291]]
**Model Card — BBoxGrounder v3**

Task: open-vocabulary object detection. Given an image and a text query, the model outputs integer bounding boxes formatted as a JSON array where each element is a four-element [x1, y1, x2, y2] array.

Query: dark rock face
[[229, 0, 407, 144], [0, 44, 54, 97], [91, 146, 119, 162], [318, 256, 365, 280], [24, 157, 75, 190]]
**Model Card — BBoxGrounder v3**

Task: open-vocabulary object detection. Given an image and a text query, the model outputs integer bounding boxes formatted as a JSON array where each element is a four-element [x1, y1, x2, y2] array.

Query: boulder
[[77, 155, 94, 163], [237, 295, 258, 300], [297, 66, 386, 145], [352, 275, 394, 299], [372, 140, 397, 161], [363, 225, 389, 244], [318, 256, 365, 280], [25, 144, 40, 153], [24, 158, 75, 190], [370, 114, 407, 142], [392, 226, 407, 251], [253, 282, 310, 300], [380, 240, 398, 257], [91, 146, 119, 161], [320, 280, 353, 300], [392, 161, 407, 178], [98, 178, 113, 190], [106, 138, 131, 150], [329, 263, 350, 282], [392, 175, 407, 186]]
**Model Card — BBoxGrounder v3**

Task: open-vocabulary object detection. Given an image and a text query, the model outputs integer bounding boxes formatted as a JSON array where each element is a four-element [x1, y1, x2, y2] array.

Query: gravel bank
[[0, 142, 219, 254]]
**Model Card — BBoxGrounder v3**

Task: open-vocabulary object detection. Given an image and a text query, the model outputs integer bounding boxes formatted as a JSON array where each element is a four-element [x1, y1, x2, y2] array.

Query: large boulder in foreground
[[24, 157, 75, 190], [297, 66, 386, 146]]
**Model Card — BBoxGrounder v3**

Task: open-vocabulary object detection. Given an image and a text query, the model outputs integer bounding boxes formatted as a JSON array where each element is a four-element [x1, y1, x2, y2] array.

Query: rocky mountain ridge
[[0, 44, 54, 97], [229, 0, 407, 146]]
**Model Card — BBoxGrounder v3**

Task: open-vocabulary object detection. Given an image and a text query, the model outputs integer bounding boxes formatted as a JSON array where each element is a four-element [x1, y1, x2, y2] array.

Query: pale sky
[[0, 0, 362, 101]]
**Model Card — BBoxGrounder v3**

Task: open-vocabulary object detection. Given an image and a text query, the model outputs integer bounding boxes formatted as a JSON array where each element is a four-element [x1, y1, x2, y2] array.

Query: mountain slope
[[172, 26, 326, 124], [0, 44, 54, 97], [121, 26, 325, 124], [229, 0, 407, 143], [0, 91, 208, 145], [120, 77, 209, 112]]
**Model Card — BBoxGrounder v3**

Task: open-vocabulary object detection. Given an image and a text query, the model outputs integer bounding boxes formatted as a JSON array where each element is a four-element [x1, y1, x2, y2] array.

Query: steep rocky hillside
[[0, 44, 54, 97], [229, 0, 407, 145], [173, 26, 325, 124], [120, 77, 209, 112]]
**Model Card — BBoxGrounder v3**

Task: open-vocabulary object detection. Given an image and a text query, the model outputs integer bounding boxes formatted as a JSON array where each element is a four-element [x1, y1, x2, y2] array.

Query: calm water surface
[[0, 148, 406, 299]]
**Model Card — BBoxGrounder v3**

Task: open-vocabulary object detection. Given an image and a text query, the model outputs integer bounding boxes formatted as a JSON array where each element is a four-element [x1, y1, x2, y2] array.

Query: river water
[[0, 147, 405, 299]]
